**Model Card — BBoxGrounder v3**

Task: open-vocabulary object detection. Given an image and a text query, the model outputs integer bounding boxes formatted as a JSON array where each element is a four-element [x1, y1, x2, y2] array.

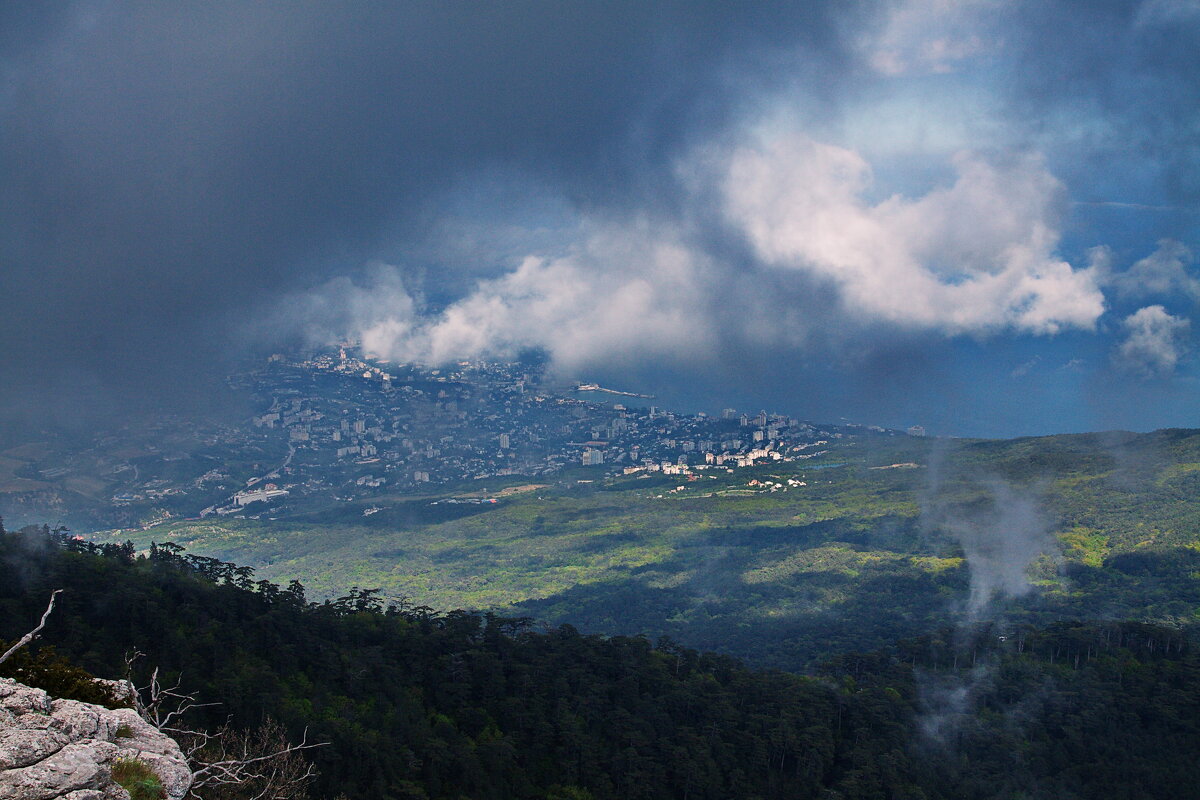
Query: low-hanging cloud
[[917, 661, 995, 744], [919, 448, 1058, 619], [943, 483, 1056, 617], [338, 134, 1107, 374], [328, 226, 724, 372]]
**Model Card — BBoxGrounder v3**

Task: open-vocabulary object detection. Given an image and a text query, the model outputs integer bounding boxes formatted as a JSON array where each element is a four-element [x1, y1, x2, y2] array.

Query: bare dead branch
[[188, 721, 325, 799], [125, 655, 219, 735], [124, 652, 322, 798], [0, 589, 62, 666], [190, 726, 326, 788]]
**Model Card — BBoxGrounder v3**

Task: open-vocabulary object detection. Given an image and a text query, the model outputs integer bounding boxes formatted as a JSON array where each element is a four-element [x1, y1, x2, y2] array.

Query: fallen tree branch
[[0, 589, 62, 666]]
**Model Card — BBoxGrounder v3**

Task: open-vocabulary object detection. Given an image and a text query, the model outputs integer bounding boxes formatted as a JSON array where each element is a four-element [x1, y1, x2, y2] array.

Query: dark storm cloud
[[1003, 0, 1200, 205], [4, 1, 1198, 438], [0, 1, 858, 425]]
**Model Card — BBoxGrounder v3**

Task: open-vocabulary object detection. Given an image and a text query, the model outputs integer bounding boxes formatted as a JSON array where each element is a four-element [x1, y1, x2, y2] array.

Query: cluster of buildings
[[19, 345, 912, 526], [206, 346, 883, 512]]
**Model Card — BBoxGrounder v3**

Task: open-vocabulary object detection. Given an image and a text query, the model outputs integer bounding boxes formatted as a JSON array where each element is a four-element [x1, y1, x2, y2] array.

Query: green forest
[[3, 525, 1200, 799]]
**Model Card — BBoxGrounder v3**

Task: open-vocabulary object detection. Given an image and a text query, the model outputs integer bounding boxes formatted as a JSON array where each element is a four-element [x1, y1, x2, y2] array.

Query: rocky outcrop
[[0, 678, 192, 800]]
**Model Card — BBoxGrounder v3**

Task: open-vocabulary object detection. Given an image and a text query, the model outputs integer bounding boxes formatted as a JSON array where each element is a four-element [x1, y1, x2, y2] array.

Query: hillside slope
[[110, 429, 1200, 668], [4, 529, 1200, 799]]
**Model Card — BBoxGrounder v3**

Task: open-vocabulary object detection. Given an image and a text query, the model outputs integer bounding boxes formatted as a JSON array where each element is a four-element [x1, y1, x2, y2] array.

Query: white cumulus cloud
[[1116, 305, 1190, 376], [304, 132, 1108, 376], [721, 134, 1105, 335], [358, 226, 720, 371]]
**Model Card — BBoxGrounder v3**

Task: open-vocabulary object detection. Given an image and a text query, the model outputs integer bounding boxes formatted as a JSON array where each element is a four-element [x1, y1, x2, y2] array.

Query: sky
[[2, 1, 1198, 438]]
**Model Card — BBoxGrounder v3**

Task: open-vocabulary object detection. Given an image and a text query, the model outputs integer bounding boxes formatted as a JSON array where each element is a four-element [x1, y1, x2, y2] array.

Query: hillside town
[[0, 345, 903, 527], [223, 346, 872, 502]]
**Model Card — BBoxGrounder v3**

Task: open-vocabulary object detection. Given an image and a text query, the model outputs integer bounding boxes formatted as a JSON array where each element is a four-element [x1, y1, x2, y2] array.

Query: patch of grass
[[1059, 526, 1110, 567], [111, 757, 165, 800], [909, 555, 964, 574]]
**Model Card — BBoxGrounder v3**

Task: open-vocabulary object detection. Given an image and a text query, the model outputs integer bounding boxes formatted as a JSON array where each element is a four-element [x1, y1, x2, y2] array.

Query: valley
[[104, 427, 1200, 669]]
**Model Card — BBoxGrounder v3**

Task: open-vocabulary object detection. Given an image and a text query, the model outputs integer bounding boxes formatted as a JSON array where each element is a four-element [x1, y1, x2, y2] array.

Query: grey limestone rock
[[0, 678, 192, 800]]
